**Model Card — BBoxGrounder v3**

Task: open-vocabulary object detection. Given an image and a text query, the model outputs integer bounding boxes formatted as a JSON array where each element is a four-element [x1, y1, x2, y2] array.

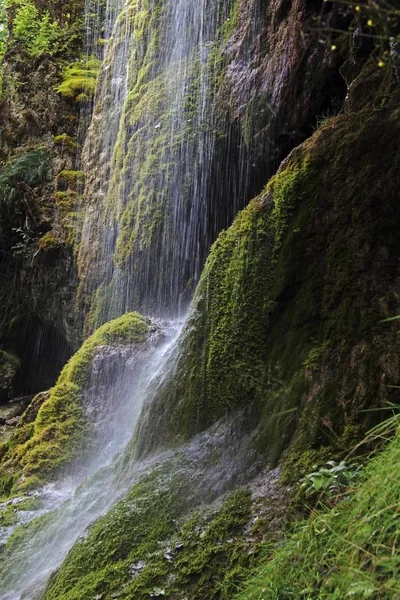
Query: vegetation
[[55, 57, 101, 102], [6, 0, 84, 58], [235, 428, 400, 600], [42, 461, 256, 600], [0, 149, 50, 209]]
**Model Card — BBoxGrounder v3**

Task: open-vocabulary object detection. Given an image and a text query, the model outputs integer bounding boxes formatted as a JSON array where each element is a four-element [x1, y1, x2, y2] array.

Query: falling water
[[0, 320, 183, 600], [78, 0, 250, 324]]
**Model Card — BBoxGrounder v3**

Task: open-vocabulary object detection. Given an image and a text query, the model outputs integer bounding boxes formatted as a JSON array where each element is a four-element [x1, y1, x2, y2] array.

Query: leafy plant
[[0, 149, 50, 208], [12, 0, 61, 57], [300, 459, 362, 500]]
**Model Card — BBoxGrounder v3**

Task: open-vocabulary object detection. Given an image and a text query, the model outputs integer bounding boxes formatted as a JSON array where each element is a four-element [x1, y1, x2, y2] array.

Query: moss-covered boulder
[[0, 312, 157, 495], [134, 68, 400, 463]]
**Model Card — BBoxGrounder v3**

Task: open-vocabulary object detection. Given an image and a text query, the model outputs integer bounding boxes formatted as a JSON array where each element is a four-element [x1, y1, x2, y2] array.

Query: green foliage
[[0, 313, 152, 495], [300, 459, 362, 499], [0, 149, 50, 208], [55, 57, 101, 101], [12, 0, 61, 56], [235, 429, 400, 600]]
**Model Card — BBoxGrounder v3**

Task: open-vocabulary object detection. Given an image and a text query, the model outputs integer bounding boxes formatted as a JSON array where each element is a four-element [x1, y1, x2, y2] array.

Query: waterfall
[[78, 0, 248, 325], [0, 321, 183, 600]]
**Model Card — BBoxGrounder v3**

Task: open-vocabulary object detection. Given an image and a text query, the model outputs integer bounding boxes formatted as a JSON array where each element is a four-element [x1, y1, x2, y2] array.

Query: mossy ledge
[[0, 312, 154, 496], [41, 460, 259, 600]]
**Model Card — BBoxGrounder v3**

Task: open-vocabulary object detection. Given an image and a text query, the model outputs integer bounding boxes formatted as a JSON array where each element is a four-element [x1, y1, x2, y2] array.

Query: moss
[[0, 313, 153, 495], [133, 97, 400, 467], [0, 495, 42, 528], [78, 0, 243, 321], [53, 134, 80, 150], [57, 170, 85, 191], [38, 231, 60, 251], [55, 57, 101, 101], [53, 191, 81, 249], [134, 158, 311, 456], [43, 458, 255, 600]]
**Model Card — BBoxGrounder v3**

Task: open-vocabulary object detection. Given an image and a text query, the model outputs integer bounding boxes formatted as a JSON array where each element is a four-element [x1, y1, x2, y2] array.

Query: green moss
[[0, 495, 42, 528], [55, 57, 101, 101], [53, 134, 80, 150], [134, 99, 400, 467], [53, 191, 81, 248], [43, 458, 255, 600], [303, 340, 331, 371], [38, 231, 60, 251], [79, 0, 243, 320], [57, 170, 85, 190], [0, 313, 153, 495], [134, 158, 311, 456]]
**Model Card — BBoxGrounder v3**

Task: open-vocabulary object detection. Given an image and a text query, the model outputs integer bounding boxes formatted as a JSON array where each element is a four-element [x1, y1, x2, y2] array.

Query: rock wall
[[0, 0, 86, 400]]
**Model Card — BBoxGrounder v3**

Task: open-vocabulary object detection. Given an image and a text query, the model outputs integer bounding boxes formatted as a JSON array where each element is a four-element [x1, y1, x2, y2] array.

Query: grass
[[235, 424, 400, 600]]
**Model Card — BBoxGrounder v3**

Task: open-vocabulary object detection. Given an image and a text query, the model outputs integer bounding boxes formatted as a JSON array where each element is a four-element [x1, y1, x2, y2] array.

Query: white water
[[0, 320, 183, 600]]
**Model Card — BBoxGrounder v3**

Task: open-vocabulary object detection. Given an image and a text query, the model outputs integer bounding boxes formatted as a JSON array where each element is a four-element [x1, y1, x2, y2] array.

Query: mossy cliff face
[[135, 60, 400, 462], [0, 312, 155, 496], [78, 0, 350, 330], [0, 0, 86, 399]]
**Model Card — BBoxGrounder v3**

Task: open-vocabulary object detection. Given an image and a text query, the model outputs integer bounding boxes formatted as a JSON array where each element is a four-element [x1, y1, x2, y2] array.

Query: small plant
[[300, 459, 362, 500], [11, 227, 36, 256], [12, 0, 61, 57], [0, 149, 50, 208]]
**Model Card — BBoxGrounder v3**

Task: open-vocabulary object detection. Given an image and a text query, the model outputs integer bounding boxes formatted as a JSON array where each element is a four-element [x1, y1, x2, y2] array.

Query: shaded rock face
[[0, 5, 85, 398], [77, 0, 350, 329]]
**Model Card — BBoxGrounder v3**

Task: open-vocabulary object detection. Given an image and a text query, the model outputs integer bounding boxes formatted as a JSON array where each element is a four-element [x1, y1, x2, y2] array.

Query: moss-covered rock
[[0, 312, 155, 495], [134, 74, 400, 464]]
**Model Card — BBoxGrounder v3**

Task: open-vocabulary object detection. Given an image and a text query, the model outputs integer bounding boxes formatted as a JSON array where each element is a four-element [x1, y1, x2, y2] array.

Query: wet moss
[[57, 170, 85, 189], [135, 96, 400, 466], [0, 313, 153, 495], [53, 134, 80, 151], [43, 462, 255, 600], [55, 57, 101, 102], [38, 231, 60, 251]]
